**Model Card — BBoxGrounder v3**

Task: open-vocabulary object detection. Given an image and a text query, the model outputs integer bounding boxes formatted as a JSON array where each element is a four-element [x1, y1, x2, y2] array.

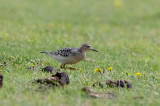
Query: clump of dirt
[[0, 74, 3, 88], [51, 72, 70, 85], [41, 66, 60, 73], [106, 80, 132, 88], [92, 80, 132, 89], [82, 87, 115, 99], [35, 72, 69, 86]]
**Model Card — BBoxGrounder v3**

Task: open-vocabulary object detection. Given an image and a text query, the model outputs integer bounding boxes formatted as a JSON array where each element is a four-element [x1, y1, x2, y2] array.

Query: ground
[[0, 0, 160, 106]]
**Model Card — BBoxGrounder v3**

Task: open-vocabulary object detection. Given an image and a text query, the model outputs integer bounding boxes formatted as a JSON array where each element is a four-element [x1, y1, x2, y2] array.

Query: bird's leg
[[68, 67, 76, 70], [60, 64, 76, 70]]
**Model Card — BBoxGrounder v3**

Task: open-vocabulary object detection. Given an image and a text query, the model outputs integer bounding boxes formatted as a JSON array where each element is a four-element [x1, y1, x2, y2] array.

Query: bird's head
[[80, 43, 98, 52]]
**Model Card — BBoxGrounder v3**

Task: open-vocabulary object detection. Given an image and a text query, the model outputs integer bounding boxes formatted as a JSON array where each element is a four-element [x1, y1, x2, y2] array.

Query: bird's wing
[[50, 48, 78, 57]]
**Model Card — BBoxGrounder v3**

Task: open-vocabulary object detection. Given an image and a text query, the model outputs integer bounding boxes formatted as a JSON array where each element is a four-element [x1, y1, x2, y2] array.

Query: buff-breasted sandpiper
[[40, 43, 98, 70]]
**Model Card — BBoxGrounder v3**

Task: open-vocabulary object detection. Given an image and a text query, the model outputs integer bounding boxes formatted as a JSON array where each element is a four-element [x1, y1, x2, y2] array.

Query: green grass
[[0, 0, 160, 105]]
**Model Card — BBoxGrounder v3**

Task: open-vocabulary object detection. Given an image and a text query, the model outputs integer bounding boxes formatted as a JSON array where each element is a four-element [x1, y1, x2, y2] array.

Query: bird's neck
[[78, 48, 86, 58], [78, 47, 87, 52]]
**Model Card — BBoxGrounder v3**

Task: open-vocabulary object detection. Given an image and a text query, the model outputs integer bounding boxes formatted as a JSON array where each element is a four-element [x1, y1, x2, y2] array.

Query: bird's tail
[[40, 52, 50, 54]]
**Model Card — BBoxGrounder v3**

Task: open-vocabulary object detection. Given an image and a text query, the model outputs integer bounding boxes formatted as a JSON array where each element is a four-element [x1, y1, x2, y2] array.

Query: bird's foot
[[68, 67, 76, 70], [60, 64, 76, 70], [61, 67, 76, 71]]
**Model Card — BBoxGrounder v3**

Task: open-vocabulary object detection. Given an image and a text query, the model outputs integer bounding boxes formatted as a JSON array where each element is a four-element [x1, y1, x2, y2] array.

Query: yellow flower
[[108, 67, 113, 71], [114, 0, 123, 7], [94, 68, 103, 73], [135, 73, 142, 77]]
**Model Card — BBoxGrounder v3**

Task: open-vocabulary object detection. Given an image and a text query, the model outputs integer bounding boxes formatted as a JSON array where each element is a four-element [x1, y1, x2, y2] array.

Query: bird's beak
[[92, 49, 98, 52]]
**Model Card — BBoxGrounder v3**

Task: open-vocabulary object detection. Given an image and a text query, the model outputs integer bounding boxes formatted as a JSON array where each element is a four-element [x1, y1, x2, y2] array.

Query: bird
[[40, 43, 98, 70]]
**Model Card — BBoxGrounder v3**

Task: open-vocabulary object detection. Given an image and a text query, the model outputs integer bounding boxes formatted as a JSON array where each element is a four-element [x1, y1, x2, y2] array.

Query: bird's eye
[[87, 46, 90, 48]]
